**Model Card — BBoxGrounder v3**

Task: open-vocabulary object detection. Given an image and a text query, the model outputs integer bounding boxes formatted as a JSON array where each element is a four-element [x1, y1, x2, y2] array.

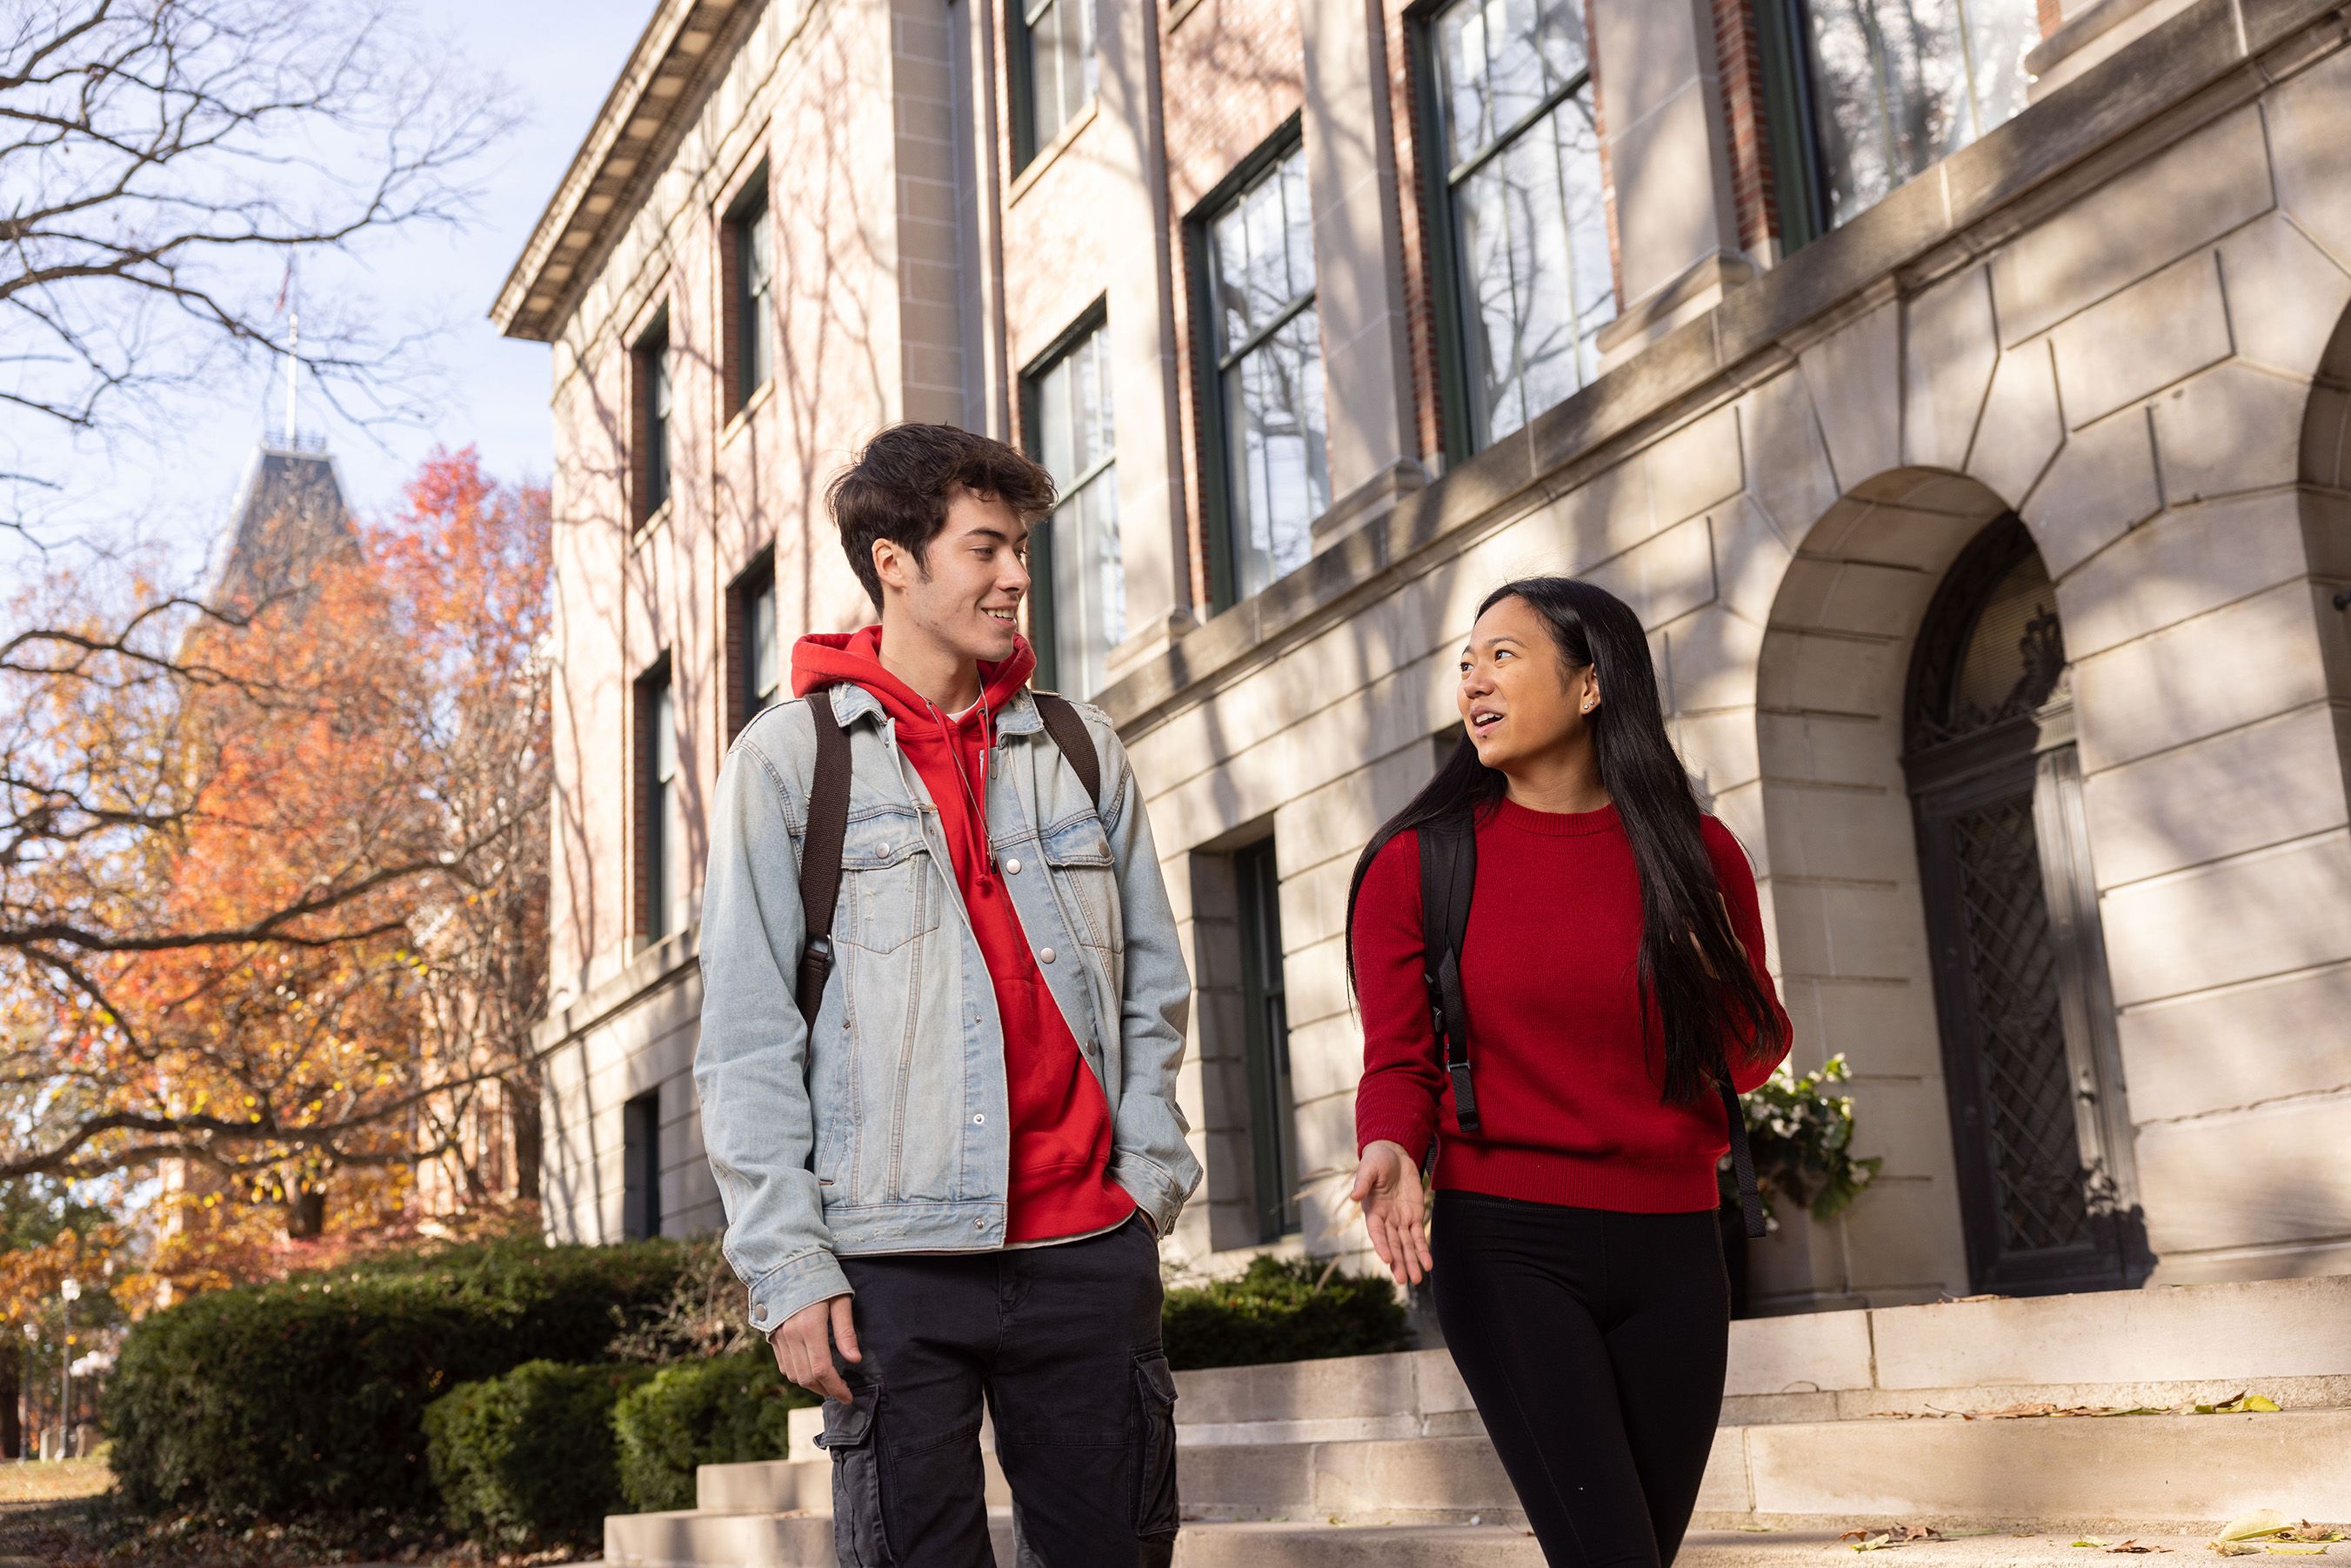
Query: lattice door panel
[[1946, 795, 2093, 1257]]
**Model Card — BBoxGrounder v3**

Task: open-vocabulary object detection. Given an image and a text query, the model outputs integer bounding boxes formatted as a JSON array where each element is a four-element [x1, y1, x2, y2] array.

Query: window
[[622, 1090, 663, 1240], [1024, 317, 1122, 698], [727, 554, 781, 739], [1014, 0, 1095, 166], [1760, 0, 2040, 244], [1235, 839, 1298, 1241], [727, 176, 774, 411], [634, 315, 673, 523], [1201, 138, 1328, 608], [638, 662, 685, 941], [1426, 0, 1613, 453]]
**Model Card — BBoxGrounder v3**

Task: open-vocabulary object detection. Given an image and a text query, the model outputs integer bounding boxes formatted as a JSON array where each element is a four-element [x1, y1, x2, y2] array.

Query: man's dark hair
[[826, 423, 1058, 607]]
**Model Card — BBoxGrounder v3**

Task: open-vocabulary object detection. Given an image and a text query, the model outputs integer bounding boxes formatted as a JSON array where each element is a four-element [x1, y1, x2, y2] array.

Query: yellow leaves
[[2210, 1514, 2345, 1556], [2194, 1393, 2282, 1416]]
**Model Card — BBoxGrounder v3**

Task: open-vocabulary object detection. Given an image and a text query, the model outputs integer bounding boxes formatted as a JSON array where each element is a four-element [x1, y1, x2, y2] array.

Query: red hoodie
[[791, 627, 1136, 1245]]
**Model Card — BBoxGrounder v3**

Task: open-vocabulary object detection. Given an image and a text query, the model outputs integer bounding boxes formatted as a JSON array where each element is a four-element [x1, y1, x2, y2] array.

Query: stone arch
[[1748, 466, 2028, 1311]]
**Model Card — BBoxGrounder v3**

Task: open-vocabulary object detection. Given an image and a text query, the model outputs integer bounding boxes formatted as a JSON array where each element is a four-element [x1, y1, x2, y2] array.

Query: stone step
[[707, 1407, 2351, 1532], [778, 1276, 2351, 1458], [608, 1515, 2247, 1568]]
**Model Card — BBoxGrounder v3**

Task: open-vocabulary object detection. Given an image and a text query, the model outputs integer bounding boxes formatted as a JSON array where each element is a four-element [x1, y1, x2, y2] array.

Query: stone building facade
[[497, 0, 2351, 1312]]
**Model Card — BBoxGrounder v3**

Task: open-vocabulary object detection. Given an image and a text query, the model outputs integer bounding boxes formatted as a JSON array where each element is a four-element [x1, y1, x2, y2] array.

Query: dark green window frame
[[1234, 837, 1298, 1242], [1186, 115, 1315, 616], [1751, 0, 1832, 253]]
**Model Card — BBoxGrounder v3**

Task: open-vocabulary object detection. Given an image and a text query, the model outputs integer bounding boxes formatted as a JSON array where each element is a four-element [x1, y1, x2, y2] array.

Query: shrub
[[424, 1360, 652, 1551], [1160, 1255, 1410, 1371], [106, 1235, 690, 1521], [612, 1349, 814, 1512]]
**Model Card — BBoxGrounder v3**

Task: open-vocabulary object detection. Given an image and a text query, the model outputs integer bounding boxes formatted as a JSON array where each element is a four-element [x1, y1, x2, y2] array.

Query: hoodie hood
[[790, 625, 1034, 724]]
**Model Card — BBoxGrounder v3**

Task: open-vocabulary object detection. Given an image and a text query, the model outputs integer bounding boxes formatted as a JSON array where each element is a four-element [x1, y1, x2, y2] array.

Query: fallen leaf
[[2262, 1549, 2328, 1557], [2095, 1407, 2172, 1418], [2219, 1513, 2299, 1544], [2195, 1393, 2283, 1416], [2107, 1542, 2171, 1554], [1851, 1536, 1895, 1553], [2214, 1545, 2264, 1558], [2078, 1541, 2114, 1550], [2288, 1526, 2348, 1545]]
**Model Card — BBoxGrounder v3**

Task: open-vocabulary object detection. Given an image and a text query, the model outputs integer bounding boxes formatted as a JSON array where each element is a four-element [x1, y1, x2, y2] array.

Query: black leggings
[[1430, 1191, 1731, 1568]]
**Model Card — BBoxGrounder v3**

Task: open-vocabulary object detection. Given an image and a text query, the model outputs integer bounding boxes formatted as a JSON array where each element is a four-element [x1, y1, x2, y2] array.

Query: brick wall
[[1715, 0, 1781, 256]]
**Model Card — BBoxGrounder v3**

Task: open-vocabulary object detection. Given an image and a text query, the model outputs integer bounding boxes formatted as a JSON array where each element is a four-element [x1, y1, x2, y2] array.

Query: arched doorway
[[1902, 514, 2147, 1295]]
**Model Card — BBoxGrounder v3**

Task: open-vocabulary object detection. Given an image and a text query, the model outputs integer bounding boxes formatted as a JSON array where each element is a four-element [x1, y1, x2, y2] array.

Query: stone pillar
[[1589, 0, 1753, 370], [1296, 0, 1427, 550], [1095, 0, 1198, 677]]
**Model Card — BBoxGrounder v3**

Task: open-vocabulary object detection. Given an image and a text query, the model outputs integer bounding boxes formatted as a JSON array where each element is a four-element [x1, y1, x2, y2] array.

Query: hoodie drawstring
[[929, 691, 995, 891]]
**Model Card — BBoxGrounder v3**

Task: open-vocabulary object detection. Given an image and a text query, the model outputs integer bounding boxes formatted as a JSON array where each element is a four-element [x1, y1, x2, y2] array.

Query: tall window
[[1235, 839, 1298, 1241], [1763, 0, 2040, 242], [1426, 0, 1613, 452], [1025, 317, 1122, 698], [622, 1090, 663, 1240], [1202, 139, 1328, 607], [727, 176, 774, 411], [634, 315, 673, 523], [1015, 0, 1095, 165], [638, 662, 685, 942], [728, 555, 781, 739]]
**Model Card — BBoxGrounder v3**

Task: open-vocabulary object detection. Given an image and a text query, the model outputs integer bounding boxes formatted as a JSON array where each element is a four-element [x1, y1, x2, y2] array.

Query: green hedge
[[424, 1360, 652, 1551], [105, 1236, 689, 1521], [1161, 1255, 1409, 1371], [613, 1349, 815, 1512]]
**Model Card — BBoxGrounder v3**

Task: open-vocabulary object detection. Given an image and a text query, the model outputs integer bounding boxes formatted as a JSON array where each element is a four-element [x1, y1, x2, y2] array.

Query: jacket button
[[878, 843, 891, 856], [972, 1113, 985, 1124], [1004, 857, 1022, 875], [1039, 946, 1056, 964]]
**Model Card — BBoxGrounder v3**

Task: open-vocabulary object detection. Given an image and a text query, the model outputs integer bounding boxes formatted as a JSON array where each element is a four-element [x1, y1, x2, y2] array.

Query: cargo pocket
[[1132, 1347, 1179, 1539], [817, 1381, 895, 1566]]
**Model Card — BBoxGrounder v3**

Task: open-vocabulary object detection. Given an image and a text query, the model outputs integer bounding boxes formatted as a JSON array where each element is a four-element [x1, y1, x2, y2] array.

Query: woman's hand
[[1351, 1139, 1433, 1286]]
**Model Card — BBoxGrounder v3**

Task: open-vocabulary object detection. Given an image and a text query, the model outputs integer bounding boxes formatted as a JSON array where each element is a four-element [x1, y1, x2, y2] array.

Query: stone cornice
[[490, 0, 755, 343]]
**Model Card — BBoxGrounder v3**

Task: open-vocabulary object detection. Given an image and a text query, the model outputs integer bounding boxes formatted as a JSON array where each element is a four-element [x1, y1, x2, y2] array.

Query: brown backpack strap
[[1032, 691, 1102, 812], [796, 691, 852, 1022]]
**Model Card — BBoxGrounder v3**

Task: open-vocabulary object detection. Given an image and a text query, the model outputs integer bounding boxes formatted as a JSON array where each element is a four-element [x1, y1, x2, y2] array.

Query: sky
[[18, 1, 655, 584]]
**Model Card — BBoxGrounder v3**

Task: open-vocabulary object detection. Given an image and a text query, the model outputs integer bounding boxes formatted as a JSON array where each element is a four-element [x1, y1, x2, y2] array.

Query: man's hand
[[1350, 1139, 1433, 1287], [768, 1293, 861, 1404]]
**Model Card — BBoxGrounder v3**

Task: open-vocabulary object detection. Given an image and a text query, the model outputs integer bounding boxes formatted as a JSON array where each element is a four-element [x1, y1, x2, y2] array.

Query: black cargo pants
[[816, 1211, 1179, 1567]]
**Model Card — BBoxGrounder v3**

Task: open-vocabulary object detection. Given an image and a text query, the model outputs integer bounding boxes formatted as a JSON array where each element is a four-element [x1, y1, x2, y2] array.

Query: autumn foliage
[[1, 447, 550, 1304]]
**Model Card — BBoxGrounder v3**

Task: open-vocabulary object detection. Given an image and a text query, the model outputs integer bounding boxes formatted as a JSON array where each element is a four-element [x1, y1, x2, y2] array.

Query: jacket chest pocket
[[1042, 815, 1119, 953], [840, 811, 938, 953]]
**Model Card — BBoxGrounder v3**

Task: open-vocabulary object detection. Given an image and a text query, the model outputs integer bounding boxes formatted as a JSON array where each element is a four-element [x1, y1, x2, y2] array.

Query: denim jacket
[[693, 682, 1201, 1336]]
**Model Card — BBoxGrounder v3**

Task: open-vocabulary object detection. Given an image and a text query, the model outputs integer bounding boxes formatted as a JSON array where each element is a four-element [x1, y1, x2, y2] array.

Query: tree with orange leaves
[[0, 447, 549, 1291]]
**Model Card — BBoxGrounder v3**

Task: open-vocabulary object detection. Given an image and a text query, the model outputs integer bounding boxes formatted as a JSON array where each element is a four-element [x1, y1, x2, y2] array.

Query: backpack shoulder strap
[[1032, 691, 1103, 813], [795, 691, 852, 1022], [1415, 813, 1481, 1135]]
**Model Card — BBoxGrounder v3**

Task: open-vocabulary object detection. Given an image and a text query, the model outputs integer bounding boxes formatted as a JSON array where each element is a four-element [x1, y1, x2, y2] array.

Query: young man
[[695, 423, 1200, 1566]]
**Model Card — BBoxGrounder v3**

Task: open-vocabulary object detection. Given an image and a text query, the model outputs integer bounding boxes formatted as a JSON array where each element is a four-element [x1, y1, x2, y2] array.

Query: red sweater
[[1352, 799, 1793, 1212], [791, 629, 1135, 1244]]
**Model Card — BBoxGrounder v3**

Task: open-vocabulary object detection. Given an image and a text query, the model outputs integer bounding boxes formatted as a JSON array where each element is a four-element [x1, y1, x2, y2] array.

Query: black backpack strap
[[1415, 815, 1480, 1135], [795, 691, 852, 1022], [1721, 1078, 1767, 1238], [1032, 691, 1103, 813]]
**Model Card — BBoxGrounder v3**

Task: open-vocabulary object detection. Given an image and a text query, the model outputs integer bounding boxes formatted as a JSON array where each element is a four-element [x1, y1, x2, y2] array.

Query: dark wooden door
[[1914, 730, 2139, 1294]]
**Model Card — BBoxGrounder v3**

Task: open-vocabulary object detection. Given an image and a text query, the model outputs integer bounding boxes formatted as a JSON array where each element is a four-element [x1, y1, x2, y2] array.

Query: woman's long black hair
[[1345, 576, 1787, 1105]]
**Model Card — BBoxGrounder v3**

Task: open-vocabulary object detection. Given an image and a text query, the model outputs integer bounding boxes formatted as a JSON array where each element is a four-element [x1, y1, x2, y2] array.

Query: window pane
[[1048, 472, 1123, 698], [1449, 83, 1610, 444], [1026, 0, 1094, 150], [1025, 321, 1121, 697], [750, 581, 779, 711], [1226, 308, 1328, 602], [1803, 0, 2039, 231], [1436, 0, 1588, 168], [742, 203, 774, 395]]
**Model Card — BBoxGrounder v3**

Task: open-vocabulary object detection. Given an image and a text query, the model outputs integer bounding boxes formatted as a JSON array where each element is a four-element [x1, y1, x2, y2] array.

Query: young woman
[[1348, 576, 1792, 1568]]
